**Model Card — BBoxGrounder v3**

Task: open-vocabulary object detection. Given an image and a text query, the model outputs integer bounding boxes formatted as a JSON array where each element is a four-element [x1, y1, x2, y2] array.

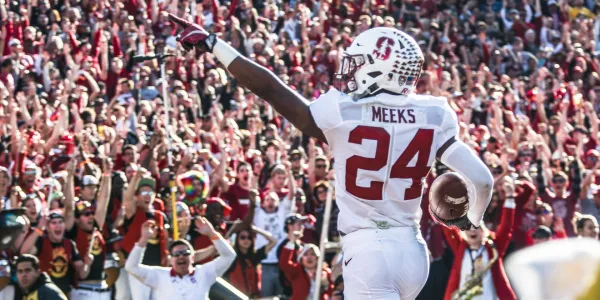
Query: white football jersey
[[309, 88, 459, 235]]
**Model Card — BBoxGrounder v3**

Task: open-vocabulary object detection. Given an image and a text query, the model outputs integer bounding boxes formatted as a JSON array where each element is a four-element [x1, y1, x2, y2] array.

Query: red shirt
[[524, 227, 567, 246], [279, 246, 334, 300], [222, 182, 250, 221], [540, 189, 579, 237], [512, 181, 537, 248]]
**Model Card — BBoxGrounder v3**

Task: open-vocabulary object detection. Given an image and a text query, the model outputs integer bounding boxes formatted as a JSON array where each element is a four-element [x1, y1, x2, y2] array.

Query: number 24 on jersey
[[345, 126, 434, 201]]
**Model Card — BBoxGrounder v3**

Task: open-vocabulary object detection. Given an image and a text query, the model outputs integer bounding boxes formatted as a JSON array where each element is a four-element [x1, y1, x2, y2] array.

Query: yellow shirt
[[568, 6, 595, 20]]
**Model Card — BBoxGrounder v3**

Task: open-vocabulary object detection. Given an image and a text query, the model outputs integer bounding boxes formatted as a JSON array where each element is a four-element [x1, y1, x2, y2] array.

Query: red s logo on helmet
[[372, 37, 395, 61]]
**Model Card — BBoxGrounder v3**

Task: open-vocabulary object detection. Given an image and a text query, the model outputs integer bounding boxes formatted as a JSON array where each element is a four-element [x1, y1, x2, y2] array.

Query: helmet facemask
[[334, 53, 366, 93]]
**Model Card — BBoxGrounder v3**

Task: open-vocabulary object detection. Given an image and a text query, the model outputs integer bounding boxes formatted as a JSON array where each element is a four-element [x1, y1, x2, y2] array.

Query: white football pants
[[341, 226, 429, 300]]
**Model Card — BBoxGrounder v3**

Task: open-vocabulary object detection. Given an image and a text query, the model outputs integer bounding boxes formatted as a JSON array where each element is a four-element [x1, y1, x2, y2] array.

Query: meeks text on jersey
[[371, 106, 416, 124]]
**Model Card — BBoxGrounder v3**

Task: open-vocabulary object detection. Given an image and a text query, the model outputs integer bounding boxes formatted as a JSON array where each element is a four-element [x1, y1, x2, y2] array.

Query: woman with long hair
[[573, 212, 599, 239], [223, 225, 277, 298]]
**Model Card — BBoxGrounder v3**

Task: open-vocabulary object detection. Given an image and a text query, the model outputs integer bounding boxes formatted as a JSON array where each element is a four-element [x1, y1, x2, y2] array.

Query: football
[[429, 172, 469, 221]]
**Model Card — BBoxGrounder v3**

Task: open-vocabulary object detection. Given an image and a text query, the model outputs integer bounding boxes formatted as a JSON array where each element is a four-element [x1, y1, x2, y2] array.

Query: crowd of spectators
[[0, 0, 599, 299]]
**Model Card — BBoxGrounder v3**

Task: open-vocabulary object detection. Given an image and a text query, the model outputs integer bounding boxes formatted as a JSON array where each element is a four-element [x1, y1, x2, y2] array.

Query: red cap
[[586, 149, 599, 158]]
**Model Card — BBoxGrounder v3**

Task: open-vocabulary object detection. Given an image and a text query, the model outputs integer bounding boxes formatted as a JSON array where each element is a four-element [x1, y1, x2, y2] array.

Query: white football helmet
[[335, 27, 424, 98]]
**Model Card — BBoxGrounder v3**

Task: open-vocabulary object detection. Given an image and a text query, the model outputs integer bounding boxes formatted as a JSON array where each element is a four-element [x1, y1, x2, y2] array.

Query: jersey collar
[[170, 267, 195, 278]]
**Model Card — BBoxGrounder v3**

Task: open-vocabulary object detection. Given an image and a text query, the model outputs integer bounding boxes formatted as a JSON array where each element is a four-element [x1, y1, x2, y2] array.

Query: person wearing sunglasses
[[19, 161, 44, 204], [288, 149, 306, 177], [524, 202, 567, 247], [120, 170, 169, 300], [64, 166, 113, 300], [539, 171, 580, 237], [62, 158, 114, 298], [309, 154, 329, 188], [223, 225, 278, 297], [125, 218, 236, 300]]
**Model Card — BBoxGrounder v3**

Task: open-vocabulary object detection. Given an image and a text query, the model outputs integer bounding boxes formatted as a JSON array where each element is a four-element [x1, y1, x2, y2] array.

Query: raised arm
[[124, 169, 145, 219], [194, 217, 236, 277], [193, 245, 216, 263], [253, 225, 278, 253], [284, 161, 297, 207], [95, 159, 112, 229], [19, 215, 45, 255], [225, 189, 260, 239], [169, 14, 326, 142], [279, 231, 303, 279], [64, 159, 77, 231], [125, 220, 163, 288], [581, 161, 600, 199]]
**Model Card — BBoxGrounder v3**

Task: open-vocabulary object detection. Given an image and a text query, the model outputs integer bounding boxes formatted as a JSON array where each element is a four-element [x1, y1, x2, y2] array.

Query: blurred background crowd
[[0, 0, 600, 299]]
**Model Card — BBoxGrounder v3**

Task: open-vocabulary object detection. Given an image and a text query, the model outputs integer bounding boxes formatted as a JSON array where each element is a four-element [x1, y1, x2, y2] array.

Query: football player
[[169, 15, 493, 300]]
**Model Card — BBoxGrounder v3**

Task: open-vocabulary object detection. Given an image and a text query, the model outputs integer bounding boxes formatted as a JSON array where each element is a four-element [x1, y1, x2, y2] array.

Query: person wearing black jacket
[[14, 254, 67, 300]]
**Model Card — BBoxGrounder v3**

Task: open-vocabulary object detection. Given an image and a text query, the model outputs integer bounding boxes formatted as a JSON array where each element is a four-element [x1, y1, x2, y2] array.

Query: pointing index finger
[[168, 13, 190, 27]]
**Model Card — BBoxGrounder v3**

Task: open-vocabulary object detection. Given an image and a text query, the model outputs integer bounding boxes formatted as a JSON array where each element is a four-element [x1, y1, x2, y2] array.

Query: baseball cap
[[137, 177, 156, 191], [548, 0, 558, 5], [297, 243, 321, 262], [75, 201, 94, 215], [8, 39, 21, 47], [289, 149, 302, 158], [82, 175, 99, 186], [531, 225, 552, 240], [48, 191, 64, 203], [173, 80, 185, 90], [284, 213, 309, 230], [48, 210, 65, 221], [586, 149, 600, 158], [23, 160, 37, 171]]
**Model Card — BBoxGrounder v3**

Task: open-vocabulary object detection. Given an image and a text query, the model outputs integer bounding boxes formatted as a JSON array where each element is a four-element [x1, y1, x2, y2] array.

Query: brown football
[[429, 172, 469, 221]]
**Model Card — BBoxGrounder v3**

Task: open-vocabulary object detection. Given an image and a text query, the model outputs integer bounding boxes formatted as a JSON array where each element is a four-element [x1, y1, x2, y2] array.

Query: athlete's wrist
[[212, 39, 240, 68]]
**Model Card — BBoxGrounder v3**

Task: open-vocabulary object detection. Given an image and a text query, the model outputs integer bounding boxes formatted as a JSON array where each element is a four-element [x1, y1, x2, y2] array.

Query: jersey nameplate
[[364, 104, 426, 125]]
